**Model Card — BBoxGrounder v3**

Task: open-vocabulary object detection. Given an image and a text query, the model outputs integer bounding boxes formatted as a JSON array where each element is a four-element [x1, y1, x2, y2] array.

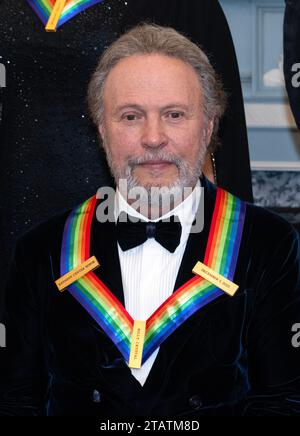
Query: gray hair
[[87, 23, 227, 152]]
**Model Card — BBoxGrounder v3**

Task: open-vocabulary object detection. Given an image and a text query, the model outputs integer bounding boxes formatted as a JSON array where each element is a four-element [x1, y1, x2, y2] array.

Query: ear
[[206, 118, 214, 145], [98, 122, 105, 140]]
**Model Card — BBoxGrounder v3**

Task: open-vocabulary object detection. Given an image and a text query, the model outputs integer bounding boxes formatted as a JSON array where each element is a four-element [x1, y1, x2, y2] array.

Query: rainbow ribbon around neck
[[27, 0, 105, 28], [60, 188, 246, 365]]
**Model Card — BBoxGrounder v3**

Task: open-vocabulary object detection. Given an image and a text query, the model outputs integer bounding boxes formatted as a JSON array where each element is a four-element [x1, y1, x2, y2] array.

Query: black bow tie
[[116, 211, 182, 253]]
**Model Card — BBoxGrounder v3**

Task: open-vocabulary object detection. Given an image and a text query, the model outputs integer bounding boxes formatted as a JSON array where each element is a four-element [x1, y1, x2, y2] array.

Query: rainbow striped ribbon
[[60, 188, 246, 364], [27, 0, 105, 28]]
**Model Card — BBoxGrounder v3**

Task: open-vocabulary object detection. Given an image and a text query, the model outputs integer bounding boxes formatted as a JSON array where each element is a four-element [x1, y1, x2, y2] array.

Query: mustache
[[127, 151, 182, 167]]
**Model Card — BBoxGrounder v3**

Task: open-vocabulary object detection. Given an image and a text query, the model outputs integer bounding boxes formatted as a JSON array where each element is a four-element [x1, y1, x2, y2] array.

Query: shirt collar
[[114, 179, 202, 248]]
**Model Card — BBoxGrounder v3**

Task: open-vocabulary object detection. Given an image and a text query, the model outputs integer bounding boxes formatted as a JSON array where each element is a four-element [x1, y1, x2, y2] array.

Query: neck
[[118, 181, 199, 220]]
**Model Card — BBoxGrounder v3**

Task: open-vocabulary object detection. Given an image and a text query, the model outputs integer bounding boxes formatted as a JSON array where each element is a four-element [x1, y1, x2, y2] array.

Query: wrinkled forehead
[[102, 53, 204, 111]]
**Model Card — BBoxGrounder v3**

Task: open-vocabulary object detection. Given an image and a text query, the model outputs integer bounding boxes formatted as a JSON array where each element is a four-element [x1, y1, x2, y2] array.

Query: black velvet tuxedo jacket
[[0, 177, 300, 416]]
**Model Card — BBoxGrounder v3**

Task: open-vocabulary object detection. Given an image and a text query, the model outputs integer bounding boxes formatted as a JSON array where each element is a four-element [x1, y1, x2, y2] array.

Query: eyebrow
[[113, 103, 191, 114]]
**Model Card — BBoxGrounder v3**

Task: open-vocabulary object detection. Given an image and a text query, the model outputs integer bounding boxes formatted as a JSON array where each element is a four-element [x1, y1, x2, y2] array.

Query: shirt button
[[189, 395, 203, 410], [92, 389, 101, 403]]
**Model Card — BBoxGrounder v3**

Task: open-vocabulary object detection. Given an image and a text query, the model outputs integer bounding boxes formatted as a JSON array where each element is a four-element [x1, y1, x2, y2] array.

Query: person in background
[[284, 0, 300, 130]]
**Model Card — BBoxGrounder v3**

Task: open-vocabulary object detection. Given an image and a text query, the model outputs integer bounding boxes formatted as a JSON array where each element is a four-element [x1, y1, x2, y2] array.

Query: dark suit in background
[[284, 0, 300, 130]]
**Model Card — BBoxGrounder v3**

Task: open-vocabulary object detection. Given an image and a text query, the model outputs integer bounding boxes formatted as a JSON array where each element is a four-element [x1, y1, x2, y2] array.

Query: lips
[[139, 160, 172, 168]]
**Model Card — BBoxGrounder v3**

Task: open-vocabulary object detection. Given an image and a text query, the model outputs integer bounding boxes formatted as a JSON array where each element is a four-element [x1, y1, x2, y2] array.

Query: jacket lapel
[[173, 176, 216, 291], [90, 195, 125, 306]]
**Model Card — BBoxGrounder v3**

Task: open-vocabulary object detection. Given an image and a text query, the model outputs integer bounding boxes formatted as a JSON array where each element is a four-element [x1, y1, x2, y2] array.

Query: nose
[[141, 115, 168, 149]]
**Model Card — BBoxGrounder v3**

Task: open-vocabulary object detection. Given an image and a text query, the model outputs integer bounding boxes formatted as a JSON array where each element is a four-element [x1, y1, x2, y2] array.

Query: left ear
[[206, 118, 214, 145]]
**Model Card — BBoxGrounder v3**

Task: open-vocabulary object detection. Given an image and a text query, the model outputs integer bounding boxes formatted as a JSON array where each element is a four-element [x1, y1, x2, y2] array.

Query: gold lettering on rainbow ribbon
[[55, 256, 100, 292], [128, 320, 146, 369], [45, 0, 67, 32], [192, 261, 239, 297]]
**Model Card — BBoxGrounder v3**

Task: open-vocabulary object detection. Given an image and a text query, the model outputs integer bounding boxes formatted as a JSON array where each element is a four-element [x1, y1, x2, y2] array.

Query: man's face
[[99, 54, 213, 193]]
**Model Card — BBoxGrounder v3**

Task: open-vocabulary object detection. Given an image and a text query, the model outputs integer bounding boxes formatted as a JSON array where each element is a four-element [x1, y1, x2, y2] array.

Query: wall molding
[[245, 103, 297, 128], [252, 1, 286, 99], [251, 161, 300, 171]]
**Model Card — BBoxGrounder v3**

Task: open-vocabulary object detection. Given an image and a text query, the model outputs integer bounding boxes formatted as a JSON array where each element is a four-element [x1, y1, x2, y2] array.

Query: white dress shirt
[[114, 181, 201, 386]]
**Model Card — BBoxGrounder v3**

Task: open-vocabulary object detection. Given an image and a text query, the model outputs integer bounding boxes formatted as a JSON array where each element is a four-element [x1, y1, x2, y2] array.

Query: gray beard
[[103, 139, 207, 211]]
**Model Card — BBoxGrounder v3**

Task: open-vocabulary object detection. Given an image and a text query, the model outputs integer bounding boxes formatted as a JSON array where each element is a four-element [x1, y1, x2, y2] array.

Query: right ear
[[98, 123, 104, 140]]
